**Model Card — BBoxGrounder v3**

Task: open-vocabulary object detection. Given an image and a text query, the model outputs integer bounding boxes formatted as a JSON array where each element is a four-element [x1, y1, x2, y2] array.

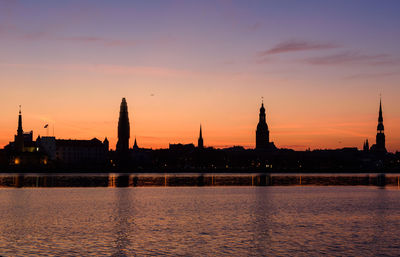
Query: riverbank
[[0, 173, 398, 187]]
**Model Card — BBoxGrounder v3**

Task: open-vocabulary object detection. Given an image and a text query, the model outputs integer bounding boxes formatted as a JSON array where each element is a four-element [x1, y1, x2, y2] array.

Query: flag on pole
[[44, 124, 49, 128]]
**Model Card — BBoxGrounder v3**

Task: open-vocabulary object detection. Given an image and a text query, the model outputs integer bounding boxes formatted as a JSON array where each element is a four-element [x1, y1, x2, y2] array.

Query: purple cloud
[[259, 40, 339, 56], [58, 36, 139, 47], [248, 22, 262, 31], [0, 24, 16, 35], [0, 24, 141, 47], [344, 72, 399, 80], [304, 52, 399, 66]]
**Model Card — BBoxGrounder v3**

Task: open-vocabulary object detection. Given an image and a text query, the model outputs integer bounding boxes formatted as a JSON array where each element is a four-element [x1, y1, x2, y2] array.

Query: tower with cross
[[370, 96, 386, 153], [256, 97, 270, 150]]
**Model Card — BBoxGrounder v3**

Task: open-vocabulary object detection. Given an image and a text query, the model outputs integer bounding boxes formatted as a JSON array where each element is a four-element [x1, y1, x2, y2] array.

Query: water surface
[[0, 187, 399, 256]]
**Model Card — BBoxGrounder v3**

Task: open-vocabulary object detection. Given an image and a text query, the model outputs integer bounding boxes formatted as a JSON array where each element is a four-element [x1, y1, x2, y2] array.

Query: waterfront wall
[[0, 174, 398, 188]]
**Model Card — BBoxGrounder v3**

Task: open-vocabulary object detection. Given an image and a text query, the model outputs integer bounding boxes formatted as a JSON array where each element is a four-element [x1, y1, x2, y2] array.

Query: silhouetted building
[[103, 137, 109, 152], [133, 137, 139, 150], [0, 149, 6, 168], [55, 138, 107, 164], [5, 107, 46, 167], [169, 143, 195, 151], [4, 97, 400, 173], [10, 107, 37, 153], [198, 125, 204, 149], [363, 139, 369, 152], [116, 98, 130, 154], [37, 136, 56, 160], [370, 98, 386, 153], [15, 107, 24, 152], [256, 101, 270, 149]]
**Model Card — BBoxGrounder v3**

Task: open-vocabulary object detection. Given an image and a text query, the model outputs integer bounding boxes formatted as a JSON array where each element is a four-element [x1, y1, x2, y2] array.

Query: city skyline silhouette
[[2, 2, 400, 256], [2, 96, 390, 153], [2, 97, 397, 173]]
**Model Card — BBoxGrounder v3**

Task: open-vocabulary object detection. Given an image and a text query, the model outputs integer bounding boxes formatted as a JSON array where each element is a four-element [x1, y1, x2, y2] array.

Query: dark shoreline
[[0, 173, 397, 188]]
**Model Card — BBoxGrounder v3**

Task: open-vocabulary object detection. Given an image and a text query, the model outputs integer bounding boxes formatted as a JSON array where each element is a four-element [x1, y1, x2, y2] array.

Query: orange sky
[[1, 1, 400, 152], [1, 67, 400, 152]]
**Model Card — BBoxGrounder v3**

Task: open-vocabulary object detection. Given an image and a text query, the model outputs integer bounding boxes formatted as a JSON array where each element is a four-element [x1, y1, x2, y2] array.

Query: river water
[[0, 186, 399, 256]]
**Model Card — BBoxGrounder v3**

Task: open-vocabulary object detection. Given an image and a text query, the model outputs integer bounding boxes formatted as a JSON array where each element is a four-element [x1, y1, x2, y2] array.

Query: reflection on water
[[251, 187, 273, 256], [1, 173, 400, 188], [113, 189, 132, 257], [0, 187, 400, 256]]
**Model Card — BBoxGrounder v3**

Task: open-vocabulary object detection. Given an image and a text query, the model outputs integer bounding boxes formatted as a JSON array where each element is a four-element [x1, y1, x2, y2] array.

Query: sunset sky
[[1, 0, 400, 151]]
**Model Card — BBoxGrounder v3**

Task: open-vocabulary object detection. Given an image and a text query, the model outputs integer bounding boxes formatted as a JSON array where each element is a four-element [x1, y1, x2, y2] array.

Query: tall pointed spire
[[377, 96, 384, 132], [15, 105, 24, 152], [378, 97, 383, 123], [17, 105, 23, 136], [363, 139, 369, 152], [133, 137, 139, 149], [374, 96, 386, 152], [198, 124, 204, 149]]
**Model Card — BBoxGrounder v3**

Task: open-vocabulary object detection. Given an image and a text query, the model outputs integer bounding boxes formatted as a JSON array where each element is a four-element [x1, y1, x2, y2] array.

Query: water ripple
[[0, 187, 400, 256]]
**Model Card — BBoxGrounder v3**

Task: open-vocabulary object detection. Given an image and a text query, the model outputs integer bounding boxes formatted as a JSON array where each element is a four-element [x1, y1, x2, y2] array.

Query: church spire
[[377, 97, 384, 132], [256, 100, 269, 149], [17, 105, 23, 136], [15, 105, 24, 152], [374, 96, 386, 152], [378, 97, 383, 123], [133, 137, 139, 149], [198, 124, 204, 149], [363, 139, 369, 152]]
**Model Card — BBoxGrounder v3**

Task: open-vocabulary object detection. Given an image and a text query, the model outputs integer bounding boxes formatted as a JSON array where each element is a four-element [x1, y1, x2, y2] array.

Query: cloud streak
[[304, 52, 400, 66], [258, 40, 339, 56], [58, 36, 140, 47], [344, 72, 399, 80], [247, 22, 262, 31], [0, 62, 193, 78], [0, 24, 144, 47], [0, 24, 16, 35]]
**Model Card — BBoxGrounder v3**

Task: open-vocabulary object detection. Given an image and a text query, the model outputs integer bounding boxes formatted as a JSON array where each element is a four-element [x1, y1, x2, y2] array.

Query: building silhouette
[[116, 98, 130, 154], [169, 143, 195, 151], [12, 106, 36, 153], [198, 125, 204, 149], [54, 138, 107, 164], [363, 139, 369, 152], [3, 97, 400, 173], [133, 137, 139, 150], [5, 107, 46, 167], [370, 98, 386, 153], [38, 136, 56, 160], [15, 106, 24, 152], [256, 101, 270, 149], [103, 137, 109, 152]]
